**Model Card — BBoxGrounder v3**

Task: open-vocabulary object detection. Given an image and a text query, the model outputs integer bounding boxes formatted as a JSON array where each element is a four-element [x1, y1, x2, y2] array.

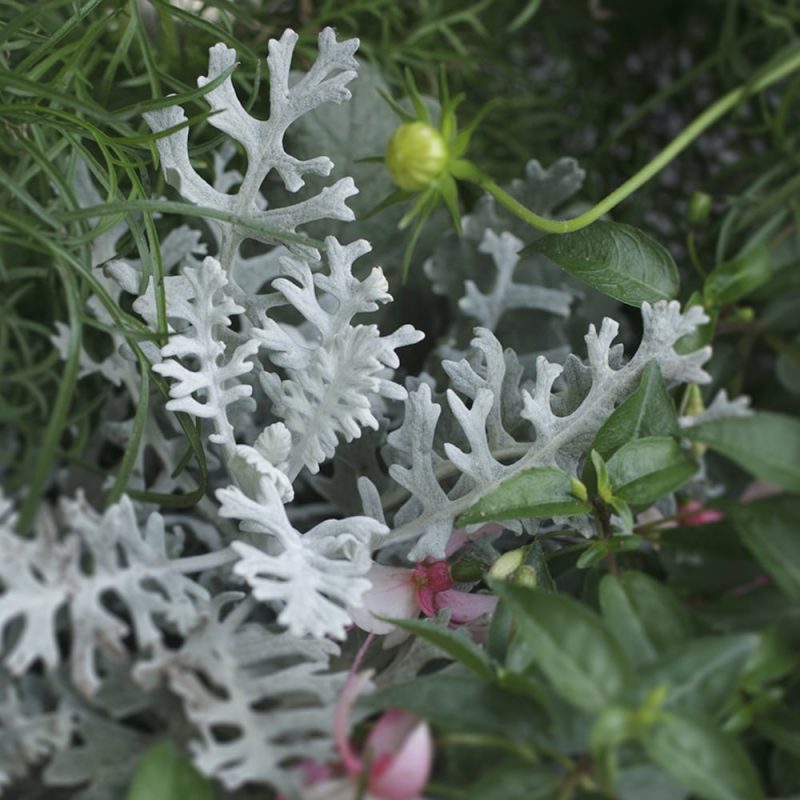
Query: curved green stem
[[460, 45, 800, 235]]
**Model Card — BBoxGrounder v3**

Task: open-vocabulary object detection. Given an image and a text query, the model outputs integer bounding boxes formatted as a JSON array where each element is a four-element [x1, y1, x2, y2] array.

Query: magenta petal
[[435, 589, 497, 623], [369, 720, 433, 800]]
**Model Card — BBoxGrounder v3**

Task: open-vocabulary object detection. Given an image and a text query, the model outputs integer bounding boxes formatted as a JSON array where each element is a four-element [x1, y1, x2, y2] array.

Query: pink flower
[[301, 670, 432, 800], [348, 527, 498, 638], [680, 500, 724, 526]]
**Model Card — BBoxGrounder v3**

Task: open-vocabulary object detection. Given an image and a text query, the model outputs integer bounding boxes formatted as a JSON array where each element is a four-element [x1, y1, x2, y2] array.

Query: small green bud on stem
[[385, 121, 449, 191]]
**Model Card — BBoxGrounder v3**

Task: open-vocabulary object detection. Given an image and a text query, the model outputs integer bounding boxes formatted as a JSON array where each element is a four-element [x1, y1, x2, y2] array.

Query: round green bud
[[687, 191, 712, 226], [385, 121, 448, 191], [512, 565, 538, 589]]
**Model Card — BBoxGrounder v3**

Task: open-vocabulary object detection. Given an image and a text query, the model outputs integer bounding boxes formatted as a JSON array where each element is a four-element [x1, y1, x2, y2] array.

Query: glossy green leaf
[[643, 711, 764, 800], [362, 673, 547, 744], [491, 581, 631, 712], [462, 764, 559, 799], [600, 571, 693, 658], [684, 411, 800, 492], [585, 361, 678, 489], [704, 244, 771, 307], [457, 466, 591, 526], [577, 534, 642, 569], [528, 221, 680, 306], [385, 617, 494, 679], [606, 436, 697, 507], [126, 742, 214, 800], [730, 495, 800, 601], [639, 635, 759, 716], [599, 573, 659, 666]]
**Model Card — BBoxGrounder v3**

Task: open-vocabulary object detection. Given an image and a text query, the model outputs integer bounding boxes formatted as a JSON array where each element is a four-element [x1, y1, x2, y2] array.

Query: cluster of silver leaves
[[2, 26, 722, 800]]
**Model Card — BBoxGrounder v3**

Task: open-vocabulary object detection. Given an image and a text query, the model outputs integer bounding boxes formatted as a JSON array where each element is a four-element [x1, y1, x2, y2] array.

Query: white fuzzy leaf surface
[[255, 236, 423, 478], [153, 256, 259, 451], [219, 481, 386, 639], [0, 495, 207, 697], [385, 301, 712, 559], [143, 28, 360, 265], [141, 595, 343, 794]]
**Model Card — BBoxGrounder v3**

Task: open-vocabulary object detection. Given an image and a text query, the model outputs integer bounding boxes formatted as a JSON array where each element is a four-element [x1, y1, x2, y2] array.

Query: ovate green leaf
[[730, 495, 800, 601], [491, 581, 631, 713], [606, 437, 697, 507], [457, 466, 591, 526], [684, 411, 800, 492], [126, 742, 214, 800], [643, 711, 764, 800], [528, 221, 679, 306]]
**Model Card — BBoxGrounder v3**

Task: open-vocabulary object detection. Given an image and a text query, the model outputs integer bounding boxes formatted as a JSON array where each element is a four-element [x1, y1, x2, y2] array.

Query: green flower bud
[[385, 121, 448, 191], [687, 191, 712, 226], [512, 565, 537, 589], [489, 547, 529, 580]]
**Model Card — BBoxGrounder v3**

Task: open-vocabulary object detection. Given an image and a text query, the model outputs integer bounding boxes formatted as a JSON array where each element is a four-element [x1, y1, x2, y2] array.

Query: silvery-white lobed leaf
[[680, 389, 753, 427], [255, 237, 422, 478], [0, 679, 74, 793], [140, 594, 343, 794], [153, 256, 259, 453], [383, 301, 711, 560], [459, 229, 573, 329], [43, 712, 152, 800], [0, 494, 207, 697], [219, 482, 385, 639], [144, 28, 360, 266]]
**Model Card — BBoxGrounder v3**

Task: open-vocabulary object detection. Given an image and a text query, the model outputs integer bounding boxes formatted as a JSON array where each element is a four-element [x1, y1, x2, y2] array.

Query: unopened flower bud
[[512, 565, 537, 589], [385, 121, 448, 191], [687, 191, 712, 226], [489, 547, 529, 580]]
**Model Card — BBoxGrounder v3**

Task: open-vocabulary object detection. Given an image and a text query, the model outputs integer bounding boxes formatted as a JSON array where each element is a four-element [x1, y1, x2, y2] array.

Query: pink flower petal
[[334, 670, 373, 774], [435, 589, 497, 623], [369, 720, 433, 800], [366, 709, 420, 757], [681, 500, 724, 526], [349, 566, 419, 635]]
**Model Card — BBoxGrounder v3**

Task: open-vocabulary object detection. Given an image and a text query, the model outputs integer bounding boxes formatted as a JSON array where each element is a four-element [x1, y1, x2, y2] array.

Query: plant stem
[[464, 46, 800, 235]]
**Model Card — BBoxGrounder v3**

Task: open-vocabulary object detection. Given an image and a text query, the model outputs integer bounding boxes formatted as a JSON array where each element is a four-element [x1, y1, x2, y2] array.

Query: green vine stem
[[453, 45, 800, 235]]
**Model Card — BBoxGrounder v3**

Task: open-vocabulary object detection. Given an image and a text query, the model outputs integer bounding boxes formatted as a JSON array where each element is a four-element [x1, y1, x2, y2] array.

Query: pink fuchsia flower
[[348, 527, 498, 638], [301, 670, 433, 800]]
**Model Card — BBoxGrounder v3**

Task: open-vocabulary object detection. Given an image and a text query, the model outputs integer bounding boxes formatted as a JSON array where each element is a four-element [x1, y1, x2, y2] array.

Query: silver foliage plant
[[2, 27, 717, 798]]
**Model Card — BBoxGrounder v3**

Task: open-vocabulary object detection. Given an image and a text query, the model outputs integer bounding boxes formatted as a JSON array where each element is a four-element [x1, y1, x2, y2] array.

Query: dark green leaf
[[462, 764, 558, 799], [730, 495, 800, 600], [491, 581, 631, 712], [684, 411, 800, 492], [599, 573, 659, 666], [659, 520, 761, 595], [528, 221, 679, 306], [756, 710, 800, 756], [606, 437, 697, 507], [362, 674, 546, 744], [704, 244, 771, 307], [739, 629, 798, 691], [639, 635, 759, 716], [600, 571, 693, 658], [615, 763, 687, 800], [643, 711, 764, 800], [577, 534, 643, 569], [585, 361, 678, 490], [457, 466, 591, 526], [126, 742, 214, 800], [385, 618, 494, 679]]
